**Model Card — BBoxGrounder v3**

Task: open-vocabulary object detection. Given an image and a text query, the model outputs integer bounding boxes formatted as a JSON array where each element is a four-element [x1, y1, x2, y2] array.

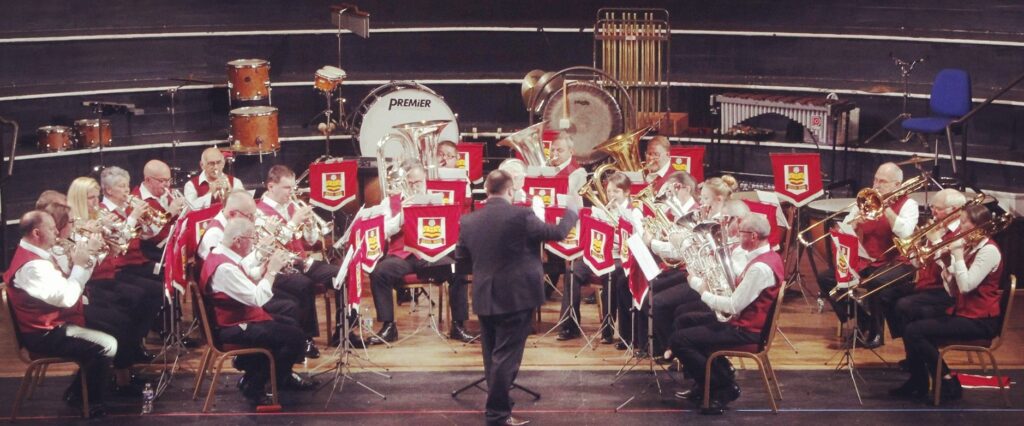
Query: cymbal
[[896, 156, 933, 166]]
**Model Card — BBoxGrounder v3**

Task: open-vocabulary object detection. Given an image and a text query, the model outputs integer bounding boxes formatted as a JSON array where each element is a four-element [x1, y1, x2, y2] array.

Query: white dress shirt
[[257, 197, 320, 245], [183, 170, 245, 210], [552, 158, 588, 196], [942, 238, 1002, 295], [646, 161, 671, 183], [698, 244, 775, 319], [208, 245, 274, 308], [13, 240, 92, 309], [198, 213, 262, 278]]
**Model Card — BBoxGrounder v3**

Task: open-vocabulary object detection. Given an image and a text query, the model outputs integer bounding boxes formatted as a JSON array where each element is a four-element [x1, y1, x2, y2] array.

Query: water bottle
[[141, 382, 154, 414]]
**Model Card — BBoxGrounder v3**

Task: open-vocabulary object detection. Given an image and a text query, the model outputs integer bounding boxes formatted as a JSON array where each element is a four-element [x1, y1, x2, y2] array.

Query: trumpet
[[846, 212, 1014, 302], [797, 174, 930, 247]]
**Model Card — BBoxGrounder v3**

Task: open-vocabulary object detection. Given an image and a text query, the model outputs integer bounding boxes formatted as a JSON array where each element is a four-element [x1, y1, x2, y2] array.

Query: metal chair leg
[[985, 350, 1010, 408], [11, 363, 37, 421], [753, 356, 778, 413], [192, 348, 213, 400], [203, 355, 229, 412]]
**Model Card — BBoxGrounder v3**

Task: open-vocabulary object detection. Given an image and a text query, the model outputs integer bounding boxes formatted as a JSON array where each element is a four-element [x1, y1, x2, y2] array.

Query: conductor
[[455, 169, 579, 426]]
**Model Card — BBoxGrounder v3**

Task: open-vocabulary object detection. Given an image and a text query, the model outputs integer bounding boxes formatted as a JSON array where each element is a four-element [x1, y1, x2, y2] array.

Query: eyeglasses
[[204, 160, 225, 167], [148, 176, 171, 184]]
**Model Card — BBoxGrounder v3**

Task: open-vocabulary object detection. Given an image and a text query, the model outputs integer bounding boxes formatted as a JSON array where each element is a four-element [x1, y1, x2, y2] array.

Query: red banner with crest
[[543, 206, 582, 260], [351, 214, 385, 272], [770, 152, 824, 207], [308, 159, 359, 211], [669, 146, 706, 182], [165, 204, 221, 294], [830, 229, 861, 286], [455, 142, 485, 184], [402, 204, 462, 262], [523, 175, 569, 207], [742, 199, 784, 250], [426, 179, 469, 206], [580, 212, 616, 275]]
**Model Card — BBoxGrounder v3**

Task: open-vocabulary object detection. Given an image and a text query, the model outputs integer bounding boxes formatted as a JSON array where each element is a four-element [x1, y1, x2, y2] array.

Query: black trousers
[[479, 309, 534, 425], [87, 273, 163, 349], [560, 260, 624, 333], [83, 304, 135, 368], [217, 318, 306, 395], [669, 321, 759, 392], [817, 262, 915, 338], [903, 315, 998, 387], [21, 325, 114, 404], [635, 268, 687, 352], [272, 271, 318, 338], [651, 283, 701, 354], [369, 254, 455, 323], [891, 289, 954, 339], [672, 299, 716, 331]]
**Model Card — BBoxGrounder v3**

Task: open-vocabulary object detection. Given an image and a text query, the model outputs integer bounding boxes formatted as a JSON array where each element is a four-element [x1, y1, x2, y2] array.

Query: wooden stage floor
[[2, 282, 1021, 378]]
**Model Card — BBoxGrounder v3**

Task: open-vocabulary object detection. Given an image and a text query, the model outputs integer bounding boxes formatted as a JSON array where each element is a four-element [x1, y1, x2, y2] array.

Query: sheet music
[[627, 234, 662, 281], [526, 166, 558, 177], [755, 190, 789, 228]]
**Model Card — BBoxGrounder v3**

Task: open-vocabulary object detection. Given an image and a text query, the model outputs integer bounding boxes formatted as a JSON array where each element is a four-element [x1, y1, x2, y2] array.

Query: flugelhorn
[[798, 174, 930, 247], [209, 169, 230, 202]]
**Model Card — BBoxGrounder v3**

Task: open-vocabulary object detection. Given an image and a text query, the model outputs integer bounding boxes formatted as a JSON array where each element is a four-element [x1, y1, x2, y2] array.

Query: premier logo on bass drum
[[388, 98, 433, 110]]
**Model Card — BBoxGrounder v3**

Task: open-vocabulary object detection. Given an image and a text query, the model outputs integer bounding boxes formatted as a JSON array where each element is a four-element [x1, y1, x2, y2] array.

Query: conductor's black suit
[[456, 197, 577, 425]]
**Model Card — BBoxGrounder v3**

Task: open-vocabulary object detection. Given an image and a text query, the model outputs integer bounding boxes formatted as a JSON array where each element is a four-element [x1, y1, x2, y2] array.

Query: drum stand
[[862, 54, 927, 145], [535, 260, 594, 352], [612, 291, 679, 412], [313, 282, 390, 406]]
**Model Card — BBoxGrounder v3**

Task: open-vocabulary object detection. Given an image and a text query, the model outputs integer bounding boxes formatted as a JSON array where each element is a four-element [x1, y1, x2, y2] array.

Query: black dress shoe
[[329, 329, 341, 347], [936, 377, 963, 403], [348, 333, 368, 349], [888, 378, 927, 399], [304, 339, 321, 359], [87, 403, 108, 418], [556, 328, 581, 341], [503, 415, 531, 425], [675, 384, 704, 402], [861, 333, 884, 349], [280, 372, 319, 391], [698, 398, 726, 415], [449, 322, 478, 343], [368, 322, 398, 345], [615, 341, 629, 350], [135, 346, 157, 363], [600, 334, 614, 344], [716, 383, 741, 403], [583, 294, 597, 305]]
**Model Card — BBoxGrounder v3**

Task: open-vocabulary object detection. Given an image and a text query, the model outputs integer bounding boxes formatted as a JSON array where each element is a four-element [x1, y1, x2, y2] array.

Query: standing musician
[[456, 169, 580, 426], [367, 163, 474, 344], [893, 204, 1004, 402], [816, 163, 919, 349], [643, 136, 674, 192], [255, 165, 341, 356], [557, 172, 633, 342], [5, 210, 117, 418], [68, 175, 162, 363], [133, 159, 186, 262], [183, 147, 245, 209], [200, 217, 317, 405], [890, 189, 966, 341], [196, 190, 316, 357], [667, 214, 783, 415]]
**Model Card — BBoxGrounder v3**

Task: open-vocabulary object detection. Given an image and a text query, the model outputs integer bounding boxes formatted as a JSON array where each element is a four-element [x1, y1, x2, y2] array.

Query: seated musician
[[35, 189, 68, 209], [666, 214, 783, 414], [68, 175, 162, 363], [255, 165, 344, 355], [817, 163, 919, 349], [437, 140, 460, 169], [368, 163, 474, 344], [183, 147, 245, 210], [643, 136, 674, 192], [43, 202, 144, 396], [197, 190, 316, 356], [132, 159, 186, 262], [893, 204, 1003, 402], [200, 218, 317, 405], [890, 189, 965, 343], [557, 172, 633, 342], [5, 210, 117, 418], [636, 171, 701, 353], [498, 159, 544, 217]]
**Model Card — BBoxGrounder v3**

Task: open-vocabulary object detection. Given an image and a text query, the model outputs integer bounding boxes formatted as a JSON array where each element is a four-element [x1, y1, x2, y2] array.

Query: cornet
[[290, 193, 333, 237], [126, 195, 170, 229], [209, 169, 231, 201]]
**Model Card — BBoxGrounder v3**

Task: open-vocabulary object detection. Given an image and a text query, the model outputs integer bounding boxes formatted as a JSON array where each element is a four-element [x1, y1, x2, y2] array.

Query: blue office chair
[[901, 68, 972, 174]]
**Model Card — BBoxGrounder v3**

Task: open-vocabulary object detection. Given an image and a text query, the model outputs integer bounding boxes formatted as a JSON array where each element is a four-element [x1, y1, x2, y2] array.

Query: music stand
[[862, 54, 927, 145]]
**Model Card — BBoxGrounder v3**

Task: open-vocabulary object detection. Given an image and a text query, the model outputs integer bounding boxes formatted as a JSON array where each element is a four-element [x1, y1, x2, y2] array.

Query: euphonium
[[497, 121, 548, 167], [691, 219, 740, 321]]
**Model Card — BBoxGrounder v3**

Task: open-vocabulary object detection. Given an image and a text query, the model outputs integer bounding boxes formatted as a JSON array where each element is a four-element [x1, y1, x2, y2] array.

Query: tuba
[[497, 121, 549, 167], [376, 119, 450, 199]]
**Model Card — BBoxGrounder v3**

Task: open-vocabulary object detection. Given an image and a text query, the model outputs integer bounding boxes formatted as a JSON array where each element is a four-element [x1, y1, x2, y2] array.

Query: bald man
[[817, 162, 920, 349], [183, 147, 245, 209], [133, 160, 186, 261]]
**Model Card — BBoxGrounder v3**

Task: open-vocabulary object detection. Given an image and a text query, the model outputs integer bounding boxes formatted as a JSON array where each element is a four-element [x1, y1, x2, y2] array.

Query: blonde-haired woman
[[699, 175, 738, 219], [67, 176, 102, 222]]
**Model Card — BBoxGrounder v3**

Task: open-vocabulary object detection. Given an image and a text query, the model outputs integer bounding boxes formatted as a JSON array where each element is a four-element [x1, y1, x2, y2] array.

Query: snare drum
[[36, 125, 73, 152], [229, 106, 279, 154], [313, 66, 346, 93], [352, 81, 460, 158], [73, 119, 112, 149], [226, 59, 271, 102]]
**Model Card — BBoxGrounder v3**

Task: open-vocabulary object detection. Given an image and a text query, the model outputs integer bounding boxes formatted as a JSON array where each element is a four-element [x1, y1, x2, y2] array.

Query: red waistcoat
[[729, 250, 785, 333], [102, 203, 148, 267], [387, 195, 411, 258], [948, 241, 1004, 319], [199, 252, 273, 327], [190, 174, 236, 202], [914, 226, 957, 292], [131, 185, 175, 243], [3, 246, 85, 333], [859, 196, 910, 268]]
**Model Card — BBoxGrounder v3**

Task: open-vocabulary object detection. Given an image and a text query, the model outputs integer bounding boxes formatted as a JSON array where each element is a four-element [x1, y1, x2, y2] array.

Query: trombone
[[797, 174, 930, 247], [846, 211, 1013, 302], [886, 193, 986, 257]]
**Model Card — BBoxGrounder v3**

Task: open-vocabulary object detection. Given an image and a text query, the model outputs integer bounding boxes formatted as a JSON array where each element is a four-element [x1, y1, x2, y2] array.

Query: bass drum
[[351, 81, 460, 159], [540, 81, 623, 165]]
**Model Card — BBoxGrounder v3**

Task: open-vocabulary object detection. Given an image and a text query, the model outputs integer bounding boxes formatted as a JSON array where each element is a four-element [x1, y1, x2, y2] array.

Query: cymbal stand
[[613, 290, 679, 412], [313, 278, 390, 406], [862, 54, 927, 145], [535, 260, 594, 352]]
